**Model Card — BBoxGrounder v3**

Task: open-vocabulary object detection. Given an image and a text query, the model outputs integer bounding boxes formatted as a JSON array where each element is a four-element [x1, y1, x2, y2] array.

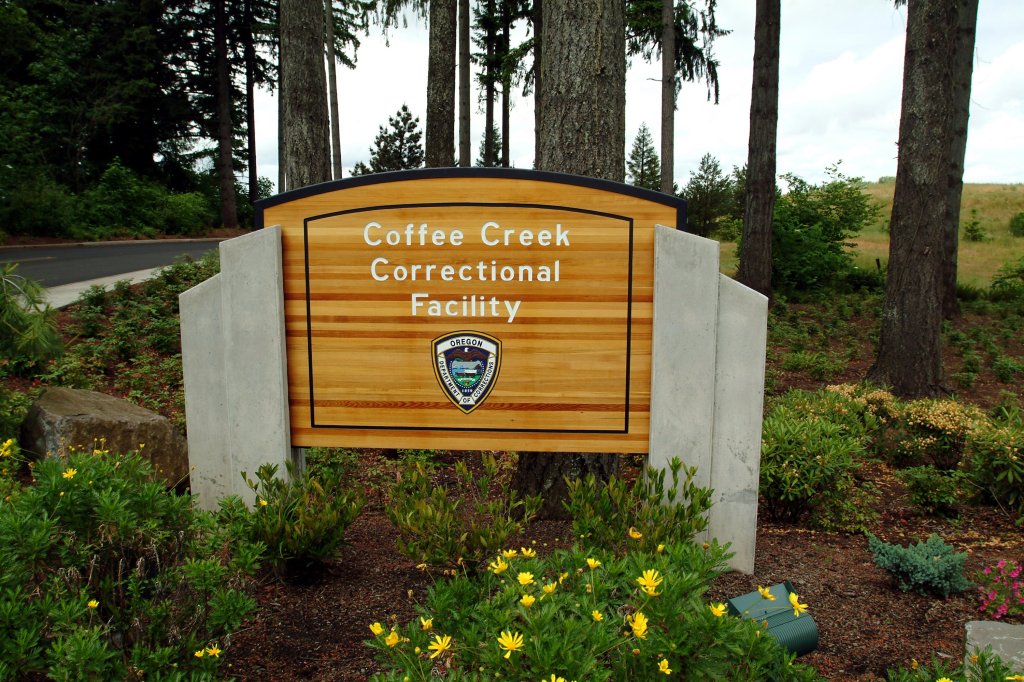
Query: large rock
[[20, 387, 189, 488]]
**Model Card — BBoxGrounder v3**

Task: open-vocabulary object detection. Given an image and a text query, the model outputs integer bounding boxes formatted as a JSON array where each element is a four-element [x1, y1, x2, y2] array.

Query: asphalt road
[[0, 240, 221, 287]]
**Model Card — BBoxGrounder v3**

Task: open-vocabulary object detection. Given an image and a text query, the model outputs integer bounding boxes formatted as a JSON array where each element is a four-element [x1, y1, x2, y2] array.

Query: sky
[[254, 0, 1024, 192]]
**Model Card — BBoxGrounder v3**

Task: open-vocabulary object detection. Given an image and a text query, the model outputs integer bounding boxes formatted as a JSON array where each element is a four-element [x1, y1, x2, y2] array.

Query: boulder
[[20, 387, 189, 488]]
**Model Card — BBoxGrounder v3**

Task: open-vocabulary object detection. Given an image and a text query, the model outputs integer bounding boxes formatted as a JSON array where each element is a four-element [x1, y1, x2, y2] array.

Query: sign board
[[256, 169, 684, 453]]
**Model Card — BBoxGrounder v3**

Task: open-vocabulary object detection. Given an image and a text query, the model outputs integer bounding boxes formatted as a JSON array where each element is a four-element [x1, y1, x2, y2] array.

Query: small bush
[[386, 454, 540, 570], [565, 457, 712, 556], [780, 350, 846, 380], [962, 209, 987, 242], [867, 533, 971, 598], [0, 385, 34, 444], [0, 263, 62, 375], [977, 559, 1024, 620], [222, 460, 365, 580], [886, 648, 1021, 682], [964, 421, 1024, 524], [990, 256, 1024, 302], [895, 465, 964, 517], [889, 398, 985, 470], [1009, 211, 1024, 237]]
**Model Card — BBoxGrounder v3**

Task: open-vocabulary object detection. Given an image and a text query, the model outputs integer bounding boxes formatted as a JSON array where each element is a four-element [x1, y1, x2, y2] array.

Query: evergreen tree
[[682, 152, 731, 237], [475, 125, 502, 167], [351, 104, 425, 175], [627, 123, 661, 191]]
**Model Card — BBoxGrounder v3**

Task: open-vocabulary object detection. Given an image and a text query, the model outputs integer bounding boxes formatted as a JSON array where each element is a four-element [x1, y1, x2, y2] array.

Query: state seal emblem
[[432, 331, 501, 413]]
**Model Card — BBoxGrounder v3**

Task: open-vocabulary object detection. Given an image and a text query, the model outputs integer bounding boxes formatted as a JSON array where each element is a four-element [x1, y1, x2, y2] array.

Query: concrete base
[[965, 621, 1024, 673], [649, 226, 768, 574]]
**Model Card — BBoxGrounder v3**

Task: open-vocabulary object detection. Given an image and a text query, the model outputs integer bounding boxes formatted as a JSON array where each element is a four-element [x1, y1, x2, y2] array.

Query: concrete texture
[[649, 225, 767, 574], [179, 226, 291, 509], [965, 621, 1024, 673], [20, 386, 189, 487]]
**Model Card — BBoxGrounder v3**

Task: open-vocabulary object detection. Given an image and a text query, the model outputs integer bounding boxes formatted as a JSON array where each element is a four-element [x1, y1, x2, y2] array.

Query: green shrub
[[222, 460, 365, 580], [386, 454, 540, 569], [886, 648, 1021, 682], [889, 398, 985, 470], [565, 457, 712, 556], [0, 385, 34, 445], [991, 255, 1024, 301], [1009, 211, 1024, 237], [0, 449, 259, 679], [895, 465, 964, 517], [962, 209, 987, 242], [366, 543, 821, 681], [965, 421, 1024, 524], [0, 263, 62, 375], [866, 533, 971, 598], [780, 350, 846, 380], [0, 172, 76, 237], [992, 355, 1024, 383]]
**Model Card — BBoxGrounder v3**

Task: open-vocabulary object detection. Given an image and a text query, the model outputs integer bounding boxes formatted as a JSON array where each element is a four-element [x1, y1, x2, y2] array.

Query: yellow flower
[[936, 678, 953, 682], [788, 591, 808, 617], [586, 558, 601, 570], [911, 659, 918, 670], [585, 583, 592, 593], [628, 526, 643, 540], [428, 634, 452, 659], [1005, 677, 1024, 682], [658, 658, 672, 675], [518, 572, 535, 586], [87, 599, 99, 609], [258, 498, 268, 507], [558, 571, 569, 584], [194, 649, 205, 658], [205, 645, 221, 658], [62, 468, 77, 480], [709, 602, 727, 618], [520, 594, 536, 607], [541, 676, 567, 682], [636, 569, 664, 597], [656, 543, 665, 554], [542, 582, 557, 595], [369, 622, 385, 636], [627, 611, 649, 639], [385, 630, 400, 648], [489, 557, 509, 575], [497, 630, 524, 659], [591, 610, 604, 622], [502, 548, 518, 559], [757, 585, 776, 601], [521, 547, 536, 558], [420, 617, 433, 631]]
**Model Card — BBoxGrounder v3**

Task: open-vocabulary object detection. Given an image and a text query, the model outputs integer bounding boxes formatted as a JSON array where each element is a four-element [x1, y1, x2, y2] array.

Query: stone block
[[965, 620, 1024, 672], [20, 386, 188, 488]]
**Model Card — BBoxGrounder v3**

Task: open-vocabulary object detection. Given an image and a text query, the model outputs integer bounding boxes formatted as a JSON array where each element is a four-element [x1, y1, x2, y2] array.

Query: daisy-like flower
[[420, 616, 433, 631], [628, 526, 643, 540], [521, 547, 537, 558], [205, 646, 221, 658], [788, 591, 808, 617], [591, 609, 604, 622], [63, 468, 77, 480], [658, 658, 672, 675], [87, 599, 99, 609], [502, 548, 518, 559], [258, 498, 268, 507], [709, 602, 727, 618], [497, 630, 525, 659], [656, 543, 665, 554], [194, 649, 205, 658], [489, 557, 509, 575], [520, 594, 536, 607], [558, 571, 569, 584], [541, 676, 567, 682], [542, 582, 557, 595], [385, 630, 400, 648], [936, 678, 953, 682], [586, 557, 601, 570], [636, 569, 663, 597], [627, 611, 649, 639], [757, 585, 776, 601], [518, 572, 535, 586], [428, 634, 452, 659], [369, 622, 385, 636]]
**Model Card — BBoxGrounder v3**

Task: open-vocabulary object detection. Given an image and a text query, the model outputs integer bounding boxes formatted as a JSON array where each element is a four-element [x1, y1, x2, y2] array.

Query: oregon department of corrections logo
[[432, 331, 501, 413]]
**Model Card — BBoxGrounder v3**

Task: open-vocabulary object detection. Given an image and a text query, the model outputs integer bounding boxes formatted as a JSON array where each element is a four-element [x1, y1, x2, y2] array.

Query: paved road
[[0, 240, 221, 287]]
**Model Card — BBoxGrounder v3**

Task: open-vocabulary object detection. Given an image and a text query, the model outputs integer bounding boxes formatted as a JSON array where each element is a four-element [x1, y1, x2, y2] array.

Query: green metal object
[[727, 581, 819, 656]]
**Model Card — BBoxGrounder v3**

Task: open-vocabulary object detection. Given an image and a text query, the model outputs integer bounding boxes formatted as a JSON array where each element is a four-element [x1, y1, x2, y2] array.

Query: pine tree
[[475, 125, 502, 167], [682, 152, 731, 237], [627, 123, 661, 191], [351, 105, 425, 175]]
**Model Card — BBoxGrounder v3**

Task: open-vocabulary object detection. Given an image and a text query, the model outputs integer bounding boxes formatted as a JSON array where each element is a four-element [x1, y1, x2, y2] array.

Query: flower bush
[[885, 649, 1022, 681], [964, 419, 1024, 524], [0, 448, 259, 680], [890, 398, 985, 470], [366, 543, 821, 681], [977, 559, 1024, 620], [564, 456, 712, 556]]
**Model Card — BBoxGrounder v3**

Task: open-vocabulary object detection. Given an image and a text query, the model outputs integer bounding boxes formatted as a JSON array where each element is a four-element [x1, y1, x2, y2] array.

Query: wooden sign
[[256, 169, 684, 452]]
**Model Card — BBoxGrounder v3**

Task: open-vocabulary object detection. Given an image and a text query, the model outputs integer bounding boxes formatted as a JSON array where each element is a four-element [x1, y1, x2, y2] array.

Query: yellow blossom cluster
[[902, 399, 984, 440]]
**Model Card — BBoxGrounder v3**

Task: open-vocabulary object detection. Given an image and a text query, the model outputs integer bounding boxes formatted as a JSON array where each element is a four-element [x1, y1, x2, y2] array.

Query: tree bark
[[501, 4, 511, 167], [243, 0, 260, 210], [659, 0, 674, 194], [867, 0, 958, 398], [214, 0, 239, 229], [518, 0, 625, 518], [941, 0, 978, 320], [458, 0, 471, 166], [736, 0, 779, 298], [426, 0, 457, 167], [325, 0, 343, 179], [532, 0, 542, 162], [277, 3, 286, 193], [280, 0, 331, 190], [484, 0, 495, 167]]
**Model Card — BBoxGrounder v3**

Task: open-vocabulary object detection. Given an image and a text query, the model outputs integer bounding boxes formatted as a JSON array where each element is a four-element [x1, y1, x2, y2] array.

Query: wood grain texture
[[261, 174, 677, 452]]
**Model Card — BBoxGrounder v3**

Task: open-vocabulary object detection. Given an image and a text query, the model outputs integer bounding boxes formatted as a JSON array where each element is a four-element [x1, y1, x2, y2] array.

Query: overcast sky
[[254, 0, 1024, 192]]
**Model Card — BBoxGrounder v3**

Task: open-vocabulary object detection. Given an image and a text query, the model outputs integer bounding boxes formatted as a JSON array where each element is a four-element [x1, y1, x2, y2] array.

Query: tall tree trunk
[[325, 0, 342, 179], [532, 0, 542, 162], [736, 0, 779, 298], [277, 5, 286, 193], [659, 0, 674, 194], [500, 3, 510, 167], [280, 0, 331, 190], [941, 0, 979, 320], [867, 0, 958, 398], [243, 0, 259, 211], [484, 0, 495, 167], [519, 0, 625, 518], [458, 0, 471, 166], [426, 0, 457, 167], [214, 0, 239, 229]]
